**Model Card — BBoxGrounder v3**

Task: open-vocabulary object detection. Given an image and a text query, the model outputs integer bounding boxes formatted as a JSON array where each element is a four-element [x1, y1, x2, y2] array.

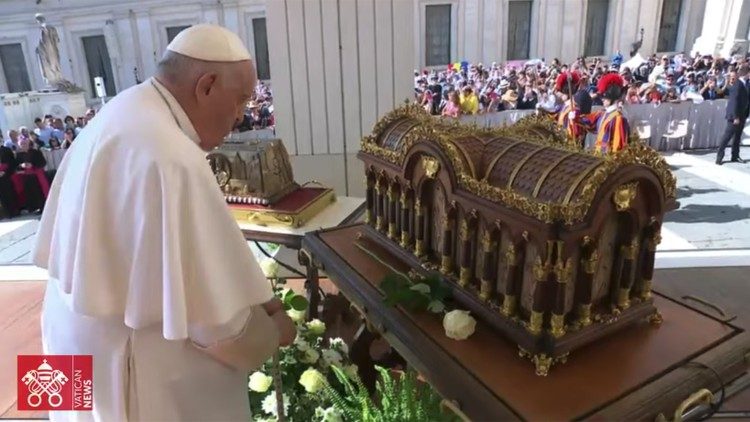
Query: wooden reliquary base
[[356, 223, 660, 375]]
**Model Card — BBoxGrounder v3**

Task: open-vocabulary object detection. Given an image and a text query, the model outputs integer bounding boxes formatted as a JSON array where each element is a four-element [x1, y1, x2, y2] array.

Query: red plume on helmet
[[554, 71, 581, 91], [597, 73, 625, 95]]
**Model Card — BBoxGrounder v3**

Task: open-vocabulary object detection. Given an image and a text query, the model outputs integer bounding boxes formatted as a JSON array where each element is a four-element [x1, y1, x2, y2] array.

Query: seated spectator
[[4, 130, 18, 150], [49, 137, 62, 150], [61, 128, 76, 149], [500, 90, 518, 110], [459, 86, 479, 114], [64, 115, 76, 131], [441, 91, 461, 118]]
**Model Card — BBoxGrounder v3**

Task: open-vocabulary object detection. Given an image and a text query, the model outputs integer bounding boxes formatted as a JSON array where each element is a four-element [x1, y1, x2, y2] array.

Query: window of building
[[81, 35, 115, 97], [0, 43, 31, 93], [657, 0, 683, 52], [252, 18, 270, 80], [166, 25, 192, 44], [425, 4, 452, 66], [584, 0, 610, 57], [507, 0, 532, 60]]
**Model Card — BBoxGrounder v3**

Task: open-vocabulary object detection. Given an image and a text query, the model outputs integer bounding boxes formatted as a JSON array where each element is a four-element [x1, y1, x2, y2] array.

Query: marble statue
[[34, 13, 81, 92]]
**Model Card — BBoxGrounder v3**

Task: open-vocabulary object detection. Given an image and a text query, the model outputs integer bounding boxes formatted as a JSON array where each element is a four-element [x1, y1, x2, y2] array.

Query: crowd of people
[[236, 80, 275, 132], [0, 108, 98, 218], [415, 50, 746, 117]]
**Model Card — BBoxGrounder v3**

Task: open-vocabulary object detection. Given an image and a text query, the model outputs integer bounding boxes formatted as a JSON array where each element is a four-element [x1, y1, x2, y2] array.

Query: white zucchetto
[[166, 23, 252, 62]]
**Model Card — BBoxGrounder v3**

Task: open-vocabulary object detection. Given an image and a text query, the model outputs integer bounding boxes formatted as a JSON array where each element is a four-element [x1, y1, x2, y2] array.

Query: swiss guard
[[555, 71, 592, 148], [582, 73, 630, 154]]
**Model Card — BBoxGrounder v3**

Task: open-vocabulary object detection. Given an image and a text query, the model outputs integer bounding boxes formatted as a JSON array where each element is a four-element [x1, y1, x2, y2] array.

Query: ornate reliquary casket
[[358, 105, 678, 375], [207, 139, 335, 227], [207, 139, 298, 205]]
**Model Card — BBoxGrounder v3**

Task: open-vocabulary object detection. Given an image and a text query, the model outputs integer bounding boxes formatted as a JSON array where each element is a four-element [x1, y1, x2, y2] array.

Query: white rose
[[261, 392, 289, 416], [287, 308, 306, 324], [443, 310, 477, 340], [248, 371, 273, 393], [321, 349, 343, 368], [343, 364, 358, 379], [320, 406, 343, 422], [299, 367, 326, 393], [306, 319, 326, 336], [259, 259, 279, 278], [328, 337, 349, 354], [300, 348, 320, 364]]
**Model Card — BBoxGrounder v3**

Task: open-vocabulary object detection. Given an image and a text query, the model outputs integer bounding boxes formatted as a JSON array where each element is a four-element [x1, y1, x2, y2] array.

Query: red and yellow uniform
[[581, 106, 630, 153], [581, 72, 630, 154], [554, 71, 586, 146]]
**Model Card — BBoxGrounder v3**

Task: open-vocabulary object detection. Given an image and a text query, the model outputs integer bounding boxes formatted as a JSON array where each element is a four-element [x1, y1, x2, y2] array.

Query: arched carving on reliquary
[[414, 177, 435, 259], [373, 170, 390, 233], [610, 209, 639, 311]]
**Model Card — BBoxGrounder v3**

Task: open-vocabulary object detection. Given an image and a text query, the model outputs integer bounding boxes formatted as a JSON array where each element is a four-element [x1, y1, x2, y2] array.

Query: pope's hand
[[262, 297, 284, 316], [271, 312, 296, 347]]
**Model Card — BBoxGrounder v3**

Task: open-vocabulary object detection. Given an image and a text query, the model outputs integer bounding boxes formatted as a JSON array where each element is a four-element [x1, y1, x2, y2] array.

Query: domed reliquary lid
[[358, 104, 678, 375]]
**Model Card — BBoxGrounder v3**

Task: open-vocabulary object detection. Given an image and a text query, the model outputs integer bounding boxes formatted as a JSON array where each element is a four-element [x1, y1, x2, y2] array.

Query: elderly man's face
[[194, 60, 257, 151]]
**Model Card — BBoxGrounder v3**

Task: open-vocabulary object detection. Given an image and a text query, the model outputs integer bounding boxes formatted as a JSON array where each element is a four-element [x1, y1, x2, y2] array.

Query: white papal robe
[[33, 78, 274, 421]]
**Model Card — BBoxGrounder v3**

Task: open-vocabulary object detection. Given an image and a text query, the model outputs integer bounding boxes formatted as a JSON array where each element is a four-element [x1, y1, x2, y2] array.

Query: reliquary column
[[458, 219, 475, 288], [479, 228, 497, 302], [374, 177, 385, 232], [576, 237, 598, 328], [414, 199, 426, 257], [615, 237, 639, 309], [638, 226, 661, 300], [399, 188, 412, 249], [528, 241, 555, 336], [365, 172, 374, 225], [501, 243, 520, 317], [550, 241, 572, 338], [387, 182, 400, 240], [440, 214, 455, 275]]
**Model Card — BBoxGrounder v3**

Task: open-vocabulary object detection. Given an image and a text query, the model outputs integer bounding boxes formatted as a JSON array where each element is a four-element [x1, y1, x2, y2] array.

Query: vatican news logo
[[17, 355, 93, 411]]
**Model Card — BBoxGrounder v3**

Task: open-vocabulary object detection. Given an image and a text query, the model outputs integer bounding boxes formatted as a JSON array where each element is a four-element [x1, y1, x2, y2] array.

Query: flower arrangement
[[248, 278, 356, 421]]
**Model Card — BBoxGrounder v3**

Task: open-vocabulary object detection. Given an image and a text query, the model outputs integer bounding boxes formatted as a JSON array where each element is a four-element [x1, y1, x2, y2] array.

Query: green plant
[[322, 365, 459, 422], [380, 272, 450, 313]]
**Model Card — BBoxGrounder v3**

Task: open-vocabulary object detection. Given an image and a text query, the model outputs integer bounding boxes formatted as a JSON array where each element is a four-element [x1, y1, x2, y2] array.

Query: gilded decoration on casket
[[613, 182, 639, 211], [360, 105, 676, 225], [422, 156, 440, 179]]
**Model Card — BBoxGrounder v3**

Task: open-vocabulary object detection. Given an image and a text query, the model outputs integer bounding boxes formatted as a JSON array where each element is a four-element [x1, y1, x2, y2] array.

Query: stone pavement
[[0, 148, 747, 267]]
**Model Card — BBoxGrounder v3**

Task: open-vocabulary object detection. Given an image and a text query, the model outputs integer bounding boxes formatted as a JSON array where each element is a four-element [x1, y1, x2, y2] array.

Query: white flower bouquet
[[248, 280, 357, 421]]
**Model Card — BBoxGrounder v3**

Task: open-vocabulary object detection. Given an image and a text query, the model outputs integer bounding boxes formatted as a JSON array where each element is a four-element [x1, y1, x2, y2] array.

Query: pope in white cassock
[[32, 24, 296, 421]]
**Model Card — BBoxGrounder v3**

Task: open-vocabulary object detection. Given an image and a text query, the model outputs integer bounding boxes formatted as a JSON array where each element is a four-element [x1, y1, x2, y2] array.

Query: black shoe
[[730, 157, 747, 163], [716, 160, 724, 165]]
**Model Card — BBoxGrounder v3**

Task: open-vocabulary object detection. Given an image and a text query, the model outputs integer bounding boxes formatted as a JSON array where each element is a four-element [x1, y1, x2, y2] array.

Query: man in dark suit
[[716, 64, 749, 165]]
